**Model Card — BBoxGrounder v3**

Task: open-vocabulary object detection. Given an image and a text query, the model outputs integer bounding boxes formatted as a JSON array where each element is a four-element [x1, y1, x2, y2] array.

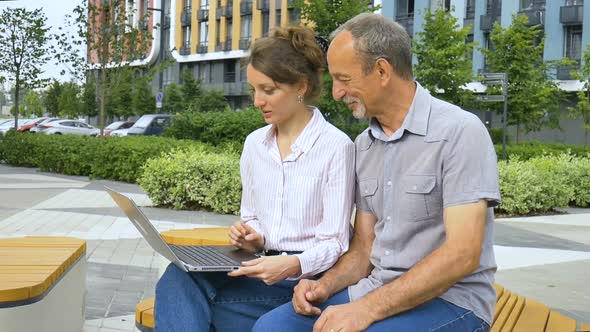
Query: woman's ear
[[297, 79, 309, 97]]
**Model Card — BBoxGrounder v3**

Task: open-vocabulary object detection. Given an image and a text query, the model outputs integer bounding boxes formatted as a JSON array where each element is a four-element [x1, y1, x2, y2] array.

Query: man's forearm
[[359, 243, 479, 322]]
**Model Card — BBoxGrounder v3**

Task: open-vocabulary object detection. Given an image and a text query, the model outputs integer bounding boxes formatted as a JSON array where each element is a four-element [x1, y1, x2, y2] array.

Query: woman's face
[[247, 64, 304, 125]]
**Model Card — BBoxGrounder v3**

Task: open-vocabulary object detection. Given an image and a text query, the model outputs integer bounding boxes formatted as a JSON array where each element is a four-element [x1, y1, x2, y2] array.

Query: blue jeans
[[155, 263, 298, 332], [253, 289, 490, 332]]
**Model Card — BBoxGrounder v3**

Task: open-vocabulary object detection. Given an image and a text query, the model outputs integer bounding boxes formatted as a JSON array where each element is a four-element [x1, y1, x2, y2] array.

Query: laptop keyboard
[[170, 245, 240, 267]]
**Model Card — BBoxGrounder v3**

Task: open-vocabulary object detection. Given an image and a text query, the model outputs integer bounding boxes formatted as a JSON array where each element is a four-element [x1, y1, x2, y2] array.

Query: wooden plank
[[492, 293, 518, 332], [512, 298, 550, 332], [502, 295, 526, 332], [545, 310, 576, 332], [136, 298, 155, 324], [495, 289, 512, 324], [578, 322, 590, 332], [142, 308, 155, 328], [161, 227, 231, 246], [495, 284, 505, 299]]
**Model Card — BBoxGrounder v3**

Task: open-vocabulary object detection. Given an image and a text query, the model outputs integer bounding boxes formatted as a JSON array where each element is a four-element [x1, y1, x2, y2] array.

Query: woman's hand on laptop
[[227, 255, 302, 285], [229, 221, 264, 254]]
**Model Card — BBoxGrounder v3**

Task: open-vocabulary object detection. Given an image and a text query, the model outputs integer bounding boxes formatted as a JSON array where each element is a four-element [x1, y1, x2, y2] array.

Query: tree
[[569, 44, 590, 145], [81, 78, 98, 117], [44, 80, 62, 116], [58, 82, 83, 118], [414, 7, 476, 107], [55, 0, 153, 134], [292, 0, 377, 126], [0, 7, 52, 130], [163, 83, 184, 113], [22, 90, 44, 117], [483, 15, 565, 141], [132, 73, 156, 116]]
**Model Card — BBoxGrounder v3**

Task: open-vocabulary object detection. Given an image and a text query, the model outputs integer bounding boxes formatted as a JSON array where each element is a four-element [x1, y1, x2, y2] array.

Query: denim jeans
[[253, 289, 490, 332], [155, 263, 298, 332]]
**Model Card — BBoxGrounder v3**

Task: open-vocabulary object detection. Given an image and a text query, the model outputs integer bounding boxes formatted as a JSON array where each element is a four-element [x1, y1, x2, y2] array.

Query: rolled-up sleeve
[[296, 141, 355, 278]]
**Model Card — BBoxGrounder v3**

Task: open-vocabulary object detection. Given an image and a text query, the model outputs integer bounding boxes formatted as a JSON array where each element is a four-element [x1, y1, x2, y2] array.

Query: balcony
[[556, 64, 579, 80], [225, 5, 233, 17], [518, 8, 545, 26], [257, 0, 270, 12], [197, 43, 208, 54], [215, 43, 222, 52], [395, 15, 414, 37], [216, 7, 222, 19], [181, 8, 192, 26], [463, 18, 474, 34], [480, 14, 500, 31], [223, 39, 232, 51], [239, 38, 251, 50], [560, 5, 583, 25], [198, 8, 209, 22], [179, 42, 191, 55], [240, 1, 253, 15]]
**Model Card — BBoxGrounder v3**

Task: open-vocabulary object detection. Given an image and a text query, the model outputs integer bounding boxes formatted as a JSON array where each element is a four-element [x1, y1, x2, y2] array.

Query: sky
[[0, 0, 84, 84]]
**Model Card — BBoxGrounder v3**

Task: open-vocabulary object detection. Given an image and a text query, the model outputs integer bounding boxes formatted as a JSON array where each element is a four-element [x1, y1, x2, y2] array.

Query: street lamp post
[[148, 0, 166, 112]]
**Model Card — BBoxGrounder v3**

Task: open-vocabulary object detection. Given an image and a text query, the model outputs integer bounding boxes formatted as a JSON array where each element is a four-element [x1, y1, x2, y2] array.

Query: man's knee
[[253, 303, 313, 332]]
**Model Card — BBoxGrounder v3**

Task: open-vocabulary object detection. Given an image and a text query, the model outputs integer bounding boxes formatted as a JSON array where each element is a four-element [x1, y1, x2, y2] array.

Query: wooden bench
[[0, 236, 87, 332], [136, 228, 590, 332]]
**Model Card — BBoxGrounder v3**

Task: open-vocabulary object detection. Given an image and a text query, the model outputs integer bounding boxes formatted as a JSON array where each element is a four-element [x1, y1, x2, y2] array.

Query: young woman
[[155, 26, 355, 332]]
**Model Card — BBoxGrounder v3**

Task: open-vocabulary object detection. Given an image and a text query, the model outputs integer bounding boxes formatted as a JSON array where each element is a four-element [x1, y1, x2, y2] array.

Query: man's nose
[[332, 81, 345, 101]]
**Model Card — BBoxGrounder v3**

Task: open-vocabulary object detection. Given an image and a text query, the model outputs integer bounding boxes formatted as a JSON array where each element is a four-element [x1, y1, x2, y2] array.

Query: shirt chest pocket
[[400, 175, 442, 221], [358, 179, 381, 217]]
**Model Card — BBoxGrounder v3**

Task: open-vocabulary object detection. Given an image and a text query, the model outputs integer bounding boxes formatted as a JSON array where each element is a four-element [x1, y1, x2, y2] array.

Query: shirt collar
[[261, 107, 326, 154], [367, 81, 431, 142]]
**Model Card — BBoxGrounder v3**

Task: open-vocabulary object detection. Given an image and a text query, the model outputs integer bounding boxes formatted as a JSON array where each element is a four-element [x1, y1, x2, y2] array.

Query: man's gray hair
[[331, 13, 413, 80]]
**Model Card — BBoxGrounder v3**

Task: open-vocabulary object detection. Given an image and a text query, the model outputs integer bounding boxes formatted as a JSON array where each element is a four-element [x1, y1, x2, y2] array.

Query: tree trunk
[[99, 68, 105, 136], [13, 77, 19, 132], [516, 122, 520, 143]]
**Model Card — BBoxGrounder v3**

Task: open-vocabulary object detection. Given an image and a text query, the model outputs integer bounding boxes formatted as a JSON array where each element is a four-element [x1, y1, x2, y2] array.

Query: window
[[287, 8, 300, 24], [262, 12, 270, 36], [396, 0, 414, 17], [241, 14, 252, 38], [200, 21, 209, 44], [520, 0, 545, 10], [275, 0, 281, 25], [565, 25, 583, 60], [466, 0, 475, 18], [565, 0, 583, 5], [183, 25, 191, 48], [224, 60, 236, 83]]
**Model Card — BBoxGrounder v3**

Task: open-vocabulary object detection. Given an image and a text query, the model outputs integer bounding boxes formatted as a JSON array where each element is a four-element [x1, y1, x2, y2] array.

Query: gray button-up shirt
[[349, 82, 501, 325]]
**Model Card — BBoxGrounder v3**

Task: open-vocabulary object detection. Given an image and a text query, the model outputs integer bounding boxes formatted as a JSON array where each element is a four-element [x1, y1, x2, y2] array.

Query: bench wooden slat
[[142, 308, 155, 328], [502, 295, 526, 332], [494, 289, 512, 325], [512, 298, 550, 332], [492, 293, 519, 332], [160, 227, 231, 246], [545, 310, 576, 332], [578, 322, 590, 332], [136, 297, 155, 325]]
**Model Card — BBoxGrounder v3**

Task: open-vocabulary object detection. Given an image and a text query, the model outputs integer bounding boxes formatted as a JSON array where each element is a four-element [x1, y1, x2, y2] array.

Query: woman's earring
[[297, 95, 304, 104]]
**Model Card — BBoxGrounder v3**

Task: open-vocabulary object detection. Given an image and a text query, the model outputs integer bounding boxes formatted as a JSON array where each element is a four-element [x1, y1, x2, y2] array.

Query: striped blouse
[[240, 108, 355, 278]]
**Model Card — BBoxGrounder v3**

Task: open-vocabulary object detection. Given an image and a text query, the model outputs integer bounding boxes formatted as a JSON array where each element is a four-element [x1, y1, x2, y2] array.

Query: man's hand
[[228, 255, 301, 285], [292, 279, 331, 316], [313, 302, 375, 332], [229, 221, 264, 253]]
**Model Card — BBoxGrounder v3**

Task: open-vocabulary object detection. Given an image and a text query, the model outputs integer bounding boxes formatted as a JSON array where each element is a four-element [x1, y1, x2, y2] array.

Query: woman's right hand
[[229, 221, 264, 253]]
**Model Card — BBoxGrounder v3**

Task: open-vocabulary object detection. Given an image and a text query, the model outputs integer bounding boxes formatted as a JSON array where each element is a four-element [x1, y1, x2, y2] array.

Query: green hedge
[[495, 141, 590, 161], [0, 131, 215, 183], [497, 154, 590, 215], [138, 148, 241, 214]]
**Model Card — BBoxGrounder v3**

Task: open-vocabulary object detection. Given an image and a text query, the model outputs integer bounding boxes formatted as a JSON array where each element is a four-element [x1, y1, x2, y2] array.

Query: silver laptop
[[105, 186, 259, 272]]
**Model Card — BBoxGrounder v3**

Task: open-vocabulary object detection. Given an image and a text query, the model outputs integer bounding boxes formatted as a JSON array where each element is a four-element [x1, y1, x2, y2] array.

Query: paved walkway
[[0, 164, 588, 331]]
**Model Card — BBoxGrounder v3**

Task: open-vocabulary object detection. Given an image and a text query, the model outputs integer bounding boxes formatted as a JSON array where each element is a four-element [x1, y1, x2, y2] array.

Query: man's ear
[[375, 58, 393, 86]]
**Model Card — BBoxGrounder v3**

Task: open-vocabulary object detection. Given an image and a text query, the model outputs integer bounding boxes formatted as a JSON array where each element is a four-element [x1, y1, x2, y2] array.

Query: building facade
[[380, 0, 589, 144]]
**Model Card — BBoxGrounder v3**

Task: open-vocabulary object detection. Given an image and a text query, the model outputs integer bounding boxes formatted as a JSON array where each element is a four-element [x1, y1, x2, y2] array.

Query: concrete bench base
[[0, 257, 86, 332]]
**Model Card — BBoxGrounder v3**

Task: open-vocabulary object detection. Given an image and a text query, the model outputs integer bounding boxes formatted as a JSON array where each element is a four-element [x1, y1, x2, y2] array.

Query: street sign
[[481, 72, 506, 85], [156, 92, 164, 108], [476, 95, 505, 102]]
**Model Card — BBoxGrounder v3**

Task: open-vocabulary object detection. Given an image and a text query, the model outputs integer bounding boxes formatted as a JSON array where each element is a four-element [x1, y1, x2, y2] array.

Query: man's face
[[327, 31, 379, 119]]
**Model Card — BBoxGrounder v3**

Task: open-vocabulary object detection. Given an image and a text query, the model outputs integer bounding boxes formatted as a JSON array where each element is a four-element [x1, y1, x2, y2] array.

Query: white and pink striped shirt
[[240, 108, 355, 278]]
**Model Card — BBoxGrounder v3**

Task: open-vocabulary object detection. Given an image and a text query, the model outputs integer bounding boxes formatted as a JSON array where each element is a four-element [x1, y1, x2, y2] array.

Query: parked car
[[103, 120, 135, 136], [126, 114, 173, 136], [30, 118, 61, 133], [0, 119, 32, 135], [37, 119, 100, 136], [18, 117, 48, 132]]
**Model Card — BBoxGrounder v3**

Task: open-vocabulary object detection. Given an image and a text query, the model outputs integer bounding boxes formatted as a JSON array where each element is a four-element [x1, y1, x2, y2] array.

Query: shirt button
[[386, 216, 391, 221], [387, 181, 392, 186], [385, 250, 391, 255], [365, 189, 369, 194]]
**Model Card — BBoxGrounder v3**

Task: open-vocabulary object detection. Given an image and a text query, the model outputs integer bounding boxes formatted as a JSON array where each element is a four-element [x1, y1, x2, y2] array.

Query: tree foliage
[[22, 90, 44, 117], [569, 44, 590, 145], [0, 7, 51, 130], [414, 8, 476, 107], [483, 15, 565, 141]]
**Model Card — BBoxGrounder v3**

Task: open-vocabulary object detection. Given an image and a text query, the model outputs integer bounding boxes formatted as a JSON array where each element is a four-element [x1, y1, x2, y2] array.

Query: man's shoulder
[[428, 98, 487, 141]]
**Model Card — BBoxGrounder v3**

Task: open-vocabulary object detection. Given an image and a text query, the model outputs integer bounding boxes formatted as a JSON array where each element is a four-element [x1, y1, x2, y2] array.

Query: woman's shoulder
[[321, 121, 354, 147], [244, 124, 273, 146]]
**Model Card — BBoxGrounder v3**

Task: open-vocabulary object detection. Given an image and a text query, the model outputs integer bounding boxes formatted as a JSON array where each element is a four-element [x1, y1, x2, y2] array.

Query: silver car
[[38, 119, 100, 136]]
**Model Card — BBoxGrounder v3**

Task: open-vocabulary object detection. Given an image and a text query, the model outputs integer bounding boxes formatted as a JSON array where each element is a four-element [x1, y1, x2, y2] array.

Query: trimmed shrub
[[496, 141, 590, 161], [497, 154, 590, 215], [138, 148, 241, 214]]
